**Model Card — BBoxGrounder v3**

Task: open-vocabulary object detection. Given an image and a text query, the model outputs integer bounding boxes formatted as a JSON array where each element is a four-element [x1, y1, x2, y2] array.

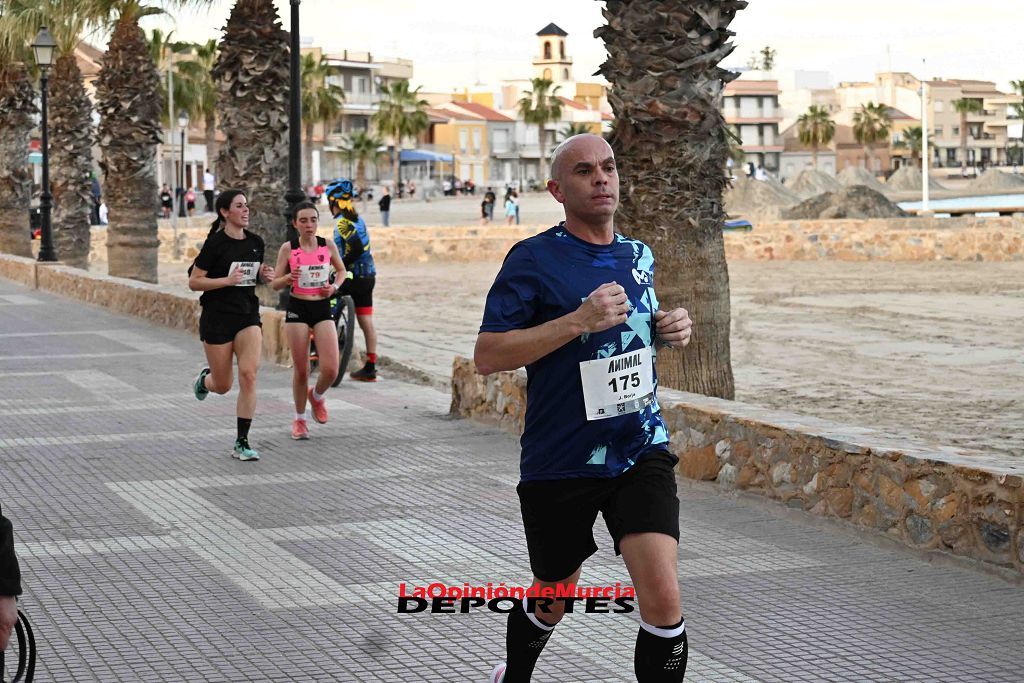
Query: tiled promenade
[[1, 278, 1022, 682]]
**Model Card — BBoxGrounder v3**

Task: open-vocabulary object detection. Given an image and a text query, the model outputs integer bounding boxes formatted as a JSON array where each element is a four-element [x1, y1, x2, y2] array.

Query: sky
[[148, 0, 1023, 94]]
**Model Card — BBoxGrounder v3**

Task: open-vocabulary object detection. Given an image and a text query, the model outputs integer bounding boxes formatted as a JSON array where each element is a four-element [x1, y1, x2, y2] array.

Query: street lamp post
[[31, 27, 58, 262], [178, 111, 189, 218], [279, 0, 305, 310]]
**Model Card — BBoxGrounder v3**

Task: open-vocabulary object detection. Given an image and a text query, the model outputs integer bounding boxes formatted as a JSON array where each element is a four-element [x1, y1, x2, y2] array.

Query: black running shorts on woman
[[516, 450, 680, 582], [285, 297, 333, 326], [199, 309, 261, 345]]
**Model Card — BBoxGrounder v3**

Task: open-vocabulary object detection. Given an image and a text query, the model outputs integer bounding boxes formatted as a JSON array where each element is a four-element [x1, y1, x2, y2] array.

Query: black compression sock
[[237, 417, 252, 441], [503, 602, 556, 682], [634, 618, 687, 682]]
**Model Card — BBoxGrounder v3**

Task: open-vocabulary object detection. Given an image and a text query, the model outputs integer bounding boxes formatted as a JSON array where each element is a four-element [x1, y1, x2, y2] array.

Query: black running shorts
[[199, 308, 262, 345], [516, 450, 680, 582], [338, 275, 375, 313], [285, 297, 333, 326]]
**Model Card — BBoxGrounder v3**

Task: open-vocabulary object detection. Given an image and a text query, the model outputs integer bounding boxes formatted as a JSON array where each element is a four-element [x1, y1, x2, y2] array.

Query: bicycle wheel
[[332, 295, 356, 387]]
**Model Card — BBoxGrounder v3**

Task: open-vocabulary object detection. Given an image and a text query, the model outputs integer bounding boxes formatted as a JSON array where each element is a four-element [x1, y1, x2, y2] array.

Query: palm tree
[[518, 78, 563, 181], [3, 0, 98, 267], [213, 0, 289, 274], [373, 80, 429, 187], [1011, 80, 1024, 165], [300, 52, 344, 185], [796, 105, 835, 170], [339, 130, 383, 197], [91, 0, 177, 283], [897, 125, 926, 169], [0, 37, 35, 257], [852, 102, 891, 175], [595, 1, 746, 398], [559, 121, 592, 141], [952, 97, 983, 174]]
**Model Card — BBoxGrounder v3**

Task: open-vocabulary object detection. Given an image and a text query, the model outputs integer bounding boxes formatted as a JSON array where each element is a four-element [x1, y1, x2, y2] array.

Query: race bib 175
[[578, 346, 655, 421]]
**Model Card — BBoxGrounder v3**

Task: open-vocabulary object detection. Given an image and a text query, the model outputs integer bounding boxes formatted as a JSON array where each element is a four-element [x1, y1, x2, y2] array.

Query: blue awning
[[399, 149, 453, 163]]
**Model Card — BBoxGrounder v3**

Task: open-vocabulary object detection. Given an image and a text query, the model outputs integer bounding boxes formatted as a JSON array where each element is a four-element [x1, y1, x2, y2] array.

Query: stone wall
[[450, 356, 1024, 576], [83, 216, 1023, 265], [0, 255, 290, 365], [726, 215, 1024, 261]]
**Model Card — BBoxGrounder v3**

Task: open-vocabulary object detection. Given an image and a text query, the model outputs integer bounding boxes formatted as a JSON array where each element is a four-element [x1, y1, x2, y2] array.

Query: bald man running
[[476, 134, 693, 682]]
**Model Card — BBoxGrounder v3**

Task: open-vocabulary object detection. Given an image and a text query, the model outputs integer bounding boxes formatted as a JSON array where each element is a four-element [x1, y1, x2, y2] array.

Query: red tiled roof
[[432, 104, 486, 122], [724, 79, 780, 95], [448, 101, 514, 122], [558, 96, 588, 111]]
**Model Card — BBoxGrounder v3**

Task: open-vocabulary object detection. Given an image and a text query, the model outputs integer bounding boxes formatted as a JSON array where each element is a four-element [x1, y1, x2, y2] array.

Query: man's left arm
[[653, 308, 693, 349]]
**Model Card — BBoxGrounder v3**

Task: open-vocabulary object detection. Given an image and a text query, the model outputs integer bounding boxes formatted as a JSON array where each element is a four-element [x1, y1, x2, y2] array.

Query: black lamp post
[[31, 26, 58, 262], [279, 0, 304, 310], [178, 110, 189, 218]]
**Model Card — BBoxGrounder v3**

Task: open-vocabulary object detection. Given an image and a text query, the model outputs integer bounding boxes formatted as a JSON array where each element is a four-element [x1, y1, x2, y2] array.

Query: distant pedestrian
[[202, 168, 215, 213], [185, 187, 197, 217], [484, 188, 496, 222], [160, 184, 173, 218], [90, 172, 102, 225], [378, 187, 391, 227], [443, 179, 452, 196], [504, 189, 517, 225], [408, 180, 416, 199]]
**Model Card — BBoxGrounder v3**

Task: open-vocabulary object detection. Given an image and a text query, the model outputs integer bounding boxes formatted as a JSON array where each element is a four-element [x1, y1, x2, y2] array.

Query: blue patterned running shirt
[[480, 223, 670, 482]]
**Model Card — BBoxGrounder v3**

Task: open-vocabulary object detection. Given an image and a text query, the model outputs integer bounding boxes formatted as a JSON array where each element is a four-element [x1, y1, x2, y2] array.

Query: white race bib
[[229, 261, 259, 286], [579, 346, 655, 421], [297, 264, 330, 289]]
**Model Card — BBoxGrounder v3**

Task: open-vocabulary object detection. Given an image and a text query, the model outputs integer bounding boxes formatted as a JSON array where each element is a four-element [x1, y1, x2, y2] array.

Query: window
[[739, 96, 760, 118], [952, 126, 959, 136], [934, 125, 943, 137], [472, 129, 482, 154], [543, 68, 551, 80], [459, 129, 468, 153], [544, 41, 551, 59], [563, 68, 569, 80], [356, 77, 369, 94], [493, 129, 510, 152], [933, 100, 943, 113], [946, 148, 957, 163], [343, 73, 352, 91], [559, 41, 565, 59]]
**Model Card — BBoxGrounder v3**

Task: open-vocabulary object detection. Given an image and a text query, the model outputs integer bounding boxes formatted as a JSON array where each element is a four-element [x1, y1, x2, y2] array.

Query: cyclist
[[270, 201, 347, 439], [324, 179, 379, 382]]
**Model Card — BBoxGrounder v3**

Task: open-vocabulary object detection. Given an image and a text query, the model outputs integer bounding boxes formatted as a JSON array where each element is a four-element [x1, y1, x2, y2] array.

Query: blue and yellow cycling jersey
[[332, 214, 375, 278]]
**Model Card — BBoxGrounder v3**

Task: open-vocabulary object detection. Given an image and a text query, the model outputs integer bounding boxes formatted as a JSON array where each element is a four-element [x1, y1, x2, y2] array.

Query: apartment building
[[723, 74, 784, 173], [928, 79, 1021, 167]]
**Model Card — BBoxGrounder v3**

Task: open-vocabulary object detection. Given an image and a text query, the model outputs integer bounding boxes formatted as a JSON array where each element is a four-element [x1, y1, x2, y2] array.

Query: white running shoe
[[488, 662, 506, 683]]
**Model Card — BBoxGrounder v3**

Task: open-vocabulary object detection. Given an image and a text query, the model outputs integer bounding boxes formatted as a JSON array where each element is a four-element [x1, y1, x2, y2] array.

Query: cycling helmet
[[324, 179, 354, 202]]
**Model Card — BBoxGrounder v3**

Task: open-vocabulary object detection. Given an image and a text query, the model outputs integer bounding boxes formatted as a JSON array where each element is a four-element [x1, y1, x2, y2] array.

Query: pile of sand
[[836, 166, 887, 192], [967, 169, 1024, 191], [886, 166, 948, 192], [787, 169, 842, 198], [726, 176, 801, 209], [781, 185, 908, 220]]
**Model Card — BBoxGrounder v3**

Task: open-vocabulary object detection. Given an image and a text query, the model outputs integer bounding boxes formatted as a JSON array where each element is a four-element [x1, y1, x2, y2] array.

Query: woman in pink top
[[270, 201, 347, 440]]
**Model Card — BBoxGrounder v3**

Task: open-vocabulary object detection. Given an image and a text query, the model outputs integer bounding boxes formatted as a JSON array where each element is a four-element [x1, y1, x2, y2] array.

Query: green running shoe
[[232, 438, 259, 461], [193, 367, 210, 401]]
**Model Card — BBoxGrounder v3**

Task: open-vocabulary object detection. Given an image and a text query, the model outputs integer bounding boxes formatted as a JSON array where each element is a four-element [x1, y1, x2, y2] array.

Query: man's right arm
[[475, 282, 629, 375]]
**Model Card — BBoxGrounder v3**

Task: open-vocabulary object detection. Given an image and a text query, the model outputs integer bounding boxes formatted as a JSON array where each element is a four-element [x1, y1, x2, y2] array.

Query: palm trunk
[[597, 0, 742, 399], [0, 63, 35, 258], [213, 0, 290, 307], [391, 142, 400, 189], [960, 112, 968, 173], [96, 16, 163, 283], [50, 53, 94, 269], [204, 110, 217, 174], [537, 123, 547, 181], [811, 144, 818, 170]]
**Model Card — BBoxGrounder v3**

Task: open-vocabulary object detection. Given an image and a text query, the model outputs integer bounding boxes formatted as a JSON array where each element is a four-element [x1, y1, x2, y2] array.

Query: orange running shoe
[[308, 388, 328, 424], [291, 417, 309, 440]]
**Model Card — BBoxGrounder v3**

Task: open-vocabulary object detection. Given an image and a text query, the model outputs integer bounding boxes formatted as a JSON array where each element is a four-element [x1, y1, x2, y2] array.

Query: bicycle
[[1, 609, 37, 682], [309, 289, 355, 388]]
